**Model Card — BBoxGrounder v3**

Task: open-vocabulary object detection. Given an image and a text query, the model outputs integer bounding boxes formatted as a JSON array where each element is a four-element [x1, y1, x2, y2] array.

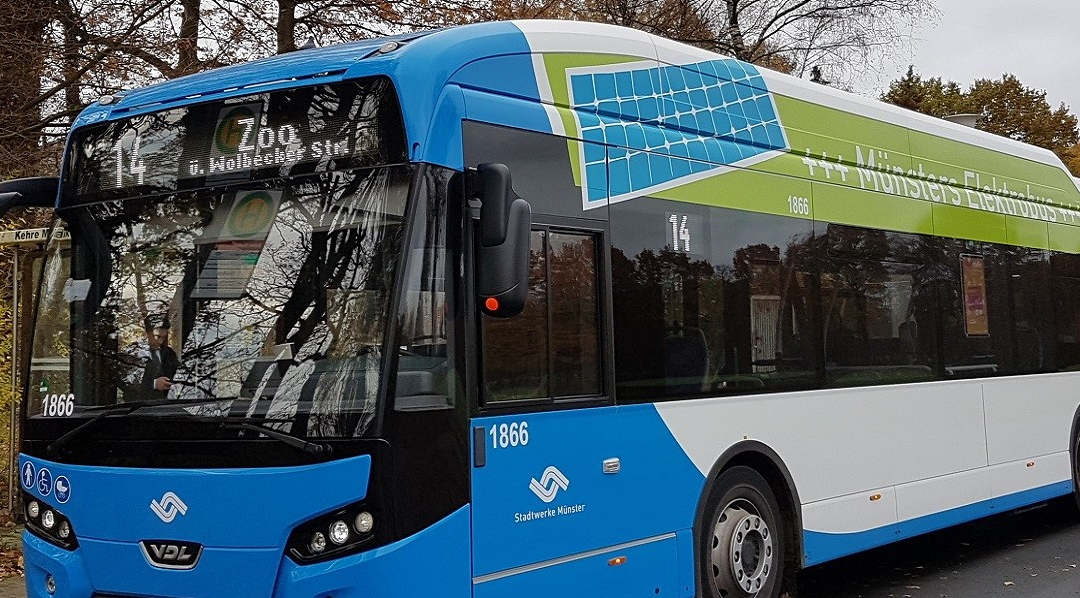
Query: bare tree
[[695, 0, 937, 82]]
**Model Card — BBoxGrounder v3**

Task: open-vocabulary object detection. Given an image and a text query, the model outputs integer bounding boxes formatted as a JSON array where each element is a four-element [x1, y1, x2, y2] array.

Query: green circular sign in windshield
[[227, 191, 275, 237], [214, 106, 257, 155]]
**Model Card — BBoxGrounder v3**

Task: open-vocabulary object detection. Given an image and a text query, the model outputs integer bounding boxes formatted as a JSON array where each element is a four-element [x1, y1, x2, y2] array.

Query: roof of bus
[[71, 19, 1080, 199]]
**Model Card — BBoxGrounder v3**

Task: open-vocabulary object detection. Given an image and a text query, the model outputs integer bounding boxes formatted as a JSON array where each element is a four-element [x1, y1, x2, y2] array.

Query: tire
[[701, 466, 786, 598], [1072, 430, 1080, 513]]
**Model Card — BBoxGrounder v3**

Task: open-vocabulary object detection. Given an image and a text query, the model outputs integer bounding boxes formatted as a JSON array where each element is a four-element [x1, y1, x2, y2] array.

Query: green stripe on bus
[[651, 167, 813, 219], [812, 182, 933, 235], [1049, 222, 1080, 253], [1006, 216, 1049, 250], [932, 203, 1007, 245]]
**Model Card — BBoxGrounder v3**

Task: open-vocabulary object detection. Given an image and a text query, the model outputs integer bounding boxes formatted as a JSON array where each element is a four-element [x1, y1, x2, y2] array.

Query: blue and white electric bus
[[8, 18, 1080, 598]]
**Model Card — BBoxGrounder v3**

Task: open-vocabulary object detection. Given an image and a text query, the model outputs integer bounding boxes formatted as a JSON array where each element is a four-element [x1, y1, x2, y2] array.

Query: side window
[[611, 200, 817, 402], [818, 224, 940, 387], [393, 168, 459, 410], [1001, 248, 1052, 374], [481, 229, 602, 404], [820, 259, 938, 386], [1050, 251, 1080, 371], [938, 241, 1015, 378]]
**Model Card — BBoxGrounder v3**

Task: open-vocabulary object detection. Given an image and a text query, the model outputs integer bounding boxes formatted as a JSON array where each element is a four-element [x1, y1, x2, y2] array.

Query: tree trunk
[[177, 0, 201, 76], [62, 2, 81, 113], [0, 0, 51, 178], [277, 0, 296, 54]]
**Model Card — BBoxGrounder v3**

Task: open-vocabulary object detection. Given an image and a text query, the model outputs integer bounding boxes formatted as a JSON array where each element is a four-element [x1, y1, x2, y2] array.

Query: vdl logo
[[150, 492, 189, 523], [529, 466, 570, 503], [140, 540, 203, 570]]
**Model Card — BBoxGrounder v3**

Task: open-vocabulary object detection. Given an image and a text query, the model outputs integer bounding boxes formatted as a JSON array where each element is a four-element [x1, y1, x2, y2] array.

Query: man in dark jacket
[[141, 317, 179, 399]]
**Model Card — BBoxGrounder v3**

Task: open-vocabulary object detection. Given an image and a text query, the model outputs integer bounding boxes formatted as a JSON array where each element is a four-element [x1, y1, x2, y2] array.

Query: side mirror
[[471, 163, 531, 318], [0, 177, 59, 214]]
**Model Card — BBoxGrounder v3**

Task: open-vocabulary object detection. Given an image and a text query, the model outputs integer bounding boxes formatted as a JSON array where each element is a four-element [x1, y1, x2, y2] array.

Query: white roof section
[[512, 19, 657, 61], [754, 68, 1060, 167], [512, 19, 1068, 173]]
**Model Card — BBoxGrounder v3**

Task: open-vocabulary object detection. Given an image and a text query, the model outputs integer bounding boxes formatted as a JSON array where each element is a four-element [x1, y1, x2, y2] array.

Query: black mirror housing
[[0, 177, 59, 214], [471, 164, 531, 318]]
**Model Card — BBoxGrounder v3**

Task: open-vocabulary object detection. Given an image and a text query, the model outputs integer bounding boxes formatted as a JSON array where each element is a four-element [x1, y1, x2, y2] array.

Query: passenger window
[[611, 201, 817, 402], [820, 259, 938, 387], [481, 229, 602, 404], [936, 240, 1025, 379]]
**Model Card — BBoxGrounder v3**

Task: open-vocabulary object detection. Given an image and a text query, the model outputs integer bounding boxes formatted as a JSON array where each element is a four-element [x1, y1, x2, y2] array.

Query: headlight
[[354, 511, 374, 534], [308, 532, 326, 554], [286, 502, 377, 563], [22, 492, 78, 550], [328, 521, 350, 545]]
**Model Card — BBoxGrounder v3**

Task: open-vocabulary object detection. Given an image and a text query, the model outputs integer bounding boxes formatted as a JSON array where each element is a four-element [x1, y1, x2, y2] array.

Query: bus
[[6, 18, 1080, 598]]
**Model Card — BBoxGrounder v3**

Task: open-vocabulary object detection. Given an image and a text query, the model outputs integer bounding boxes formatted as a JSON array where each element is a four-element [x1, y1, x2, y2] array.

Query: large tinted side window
[[937, 240, 1017, 378], [1008, 248, 1051, 374], [481, 229, 602, 405], [611, 199, 817, 402], [819, 225, 941, 387], [1051, 251, 1080, 371]]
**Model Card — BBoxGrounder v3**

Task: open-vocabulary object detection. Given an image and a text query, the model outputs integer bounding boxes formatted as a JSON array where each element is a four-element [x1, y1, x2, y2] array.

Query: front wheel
[[701, 466, 786, 598]]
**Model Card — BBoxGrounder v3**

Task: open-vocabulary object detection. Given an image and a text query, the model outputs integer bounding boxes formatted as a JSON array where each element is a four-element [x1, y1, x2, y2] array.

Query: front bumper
[[22, 505, 471, 598]]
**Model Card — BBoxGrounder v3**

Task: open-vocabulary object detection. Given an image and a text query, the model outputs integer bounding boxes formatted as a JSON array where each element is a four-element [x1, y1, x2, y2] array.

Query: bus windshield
[[27, 164, 411, 440]]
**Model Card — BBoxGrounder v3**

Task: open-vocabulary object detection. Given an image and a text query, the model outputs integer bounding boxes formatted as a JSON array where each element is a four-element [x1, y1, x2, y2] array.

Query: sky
[[862, 0, 1080, 115]]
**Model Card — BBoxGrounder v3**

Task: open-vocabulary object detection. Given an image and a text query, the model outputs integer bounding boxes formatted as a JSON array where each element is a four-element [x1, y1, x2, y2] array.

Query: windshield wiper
[[45, 397, 238, 457], [222, 421, 333, 457]]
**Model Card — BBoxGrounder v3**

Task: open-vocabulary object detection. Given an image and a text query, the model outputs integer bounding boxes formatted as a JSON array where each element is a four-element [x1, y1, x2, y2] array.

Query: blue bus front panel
[[18, 454, 470, 598]]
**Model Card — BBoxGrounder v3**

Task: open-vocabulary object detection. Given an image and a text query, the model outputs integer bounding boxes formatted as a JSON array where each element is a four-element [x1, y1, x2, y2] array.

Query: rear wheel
[[701, 466, 786, 598], [1072, 430, 1080, 513]]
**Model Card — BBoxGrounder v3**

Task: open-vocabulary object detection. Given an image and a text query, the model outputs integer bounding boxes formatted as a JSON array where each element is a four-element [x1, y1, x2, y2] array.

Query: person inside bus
[[140, 316, 179, 400]]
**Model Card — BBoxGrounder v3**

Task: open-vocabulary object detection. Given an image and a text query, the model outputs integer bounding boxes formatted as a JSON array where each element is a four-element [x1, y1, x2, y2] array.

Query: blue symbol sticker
[[36, 468, 53, 497], [53, 476, 71, 504], [20, 462, 35, 491]]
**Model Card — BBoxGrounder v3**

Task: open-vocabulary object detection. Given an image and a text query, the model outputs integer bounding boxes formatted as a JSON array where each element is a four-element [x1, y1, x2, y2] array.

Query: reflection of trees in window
[[1052, 251, 1080, 370], [816, 225, 940, 386], [549, 233, 601, 397], [482, 230, 601, 403], [613, 221, 816, 402], [1009, 248, 1051, 374], [483, 232, 549, 402], [58, 166, 408, 424], [28, 241, 73, 401]]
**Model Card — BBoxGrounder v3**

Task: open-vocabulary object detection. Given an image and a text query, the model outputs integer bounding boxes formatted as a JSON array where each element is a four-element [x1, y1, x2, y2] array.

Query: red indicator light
[[484, 297, 500, 312]]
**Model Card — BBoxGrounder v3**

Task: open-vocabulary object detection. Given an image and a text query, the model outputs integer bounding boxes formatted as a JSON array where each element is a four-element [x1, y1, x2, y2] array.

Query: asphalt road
[[797, 498, 1080, 598]]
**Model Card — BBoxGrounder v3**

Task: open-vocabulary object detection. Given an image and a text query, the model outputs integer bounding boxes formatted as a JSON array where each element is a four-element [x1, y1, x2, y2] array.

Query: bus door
[[469, 227, 685, 597]]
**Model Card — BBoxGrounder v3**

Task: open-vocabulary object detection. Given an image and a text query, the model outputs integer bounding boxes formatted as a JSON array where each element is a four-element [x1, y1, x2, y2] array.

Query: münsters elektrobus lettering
[[799, 145, 1080, 225]]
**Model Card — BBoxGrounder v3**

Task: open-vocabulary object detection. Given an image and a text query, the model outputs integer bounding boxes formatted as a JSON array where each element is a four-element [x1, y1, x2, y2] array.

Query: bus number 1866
[[787, 195, 810, 215], [490, 421, 529, 449]]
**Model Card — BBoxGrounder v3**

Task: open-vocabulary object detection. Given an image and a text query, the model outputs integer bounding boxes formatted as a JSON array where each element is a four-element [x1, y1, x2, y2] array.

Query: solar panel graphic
[[566, 59, 788, 207]]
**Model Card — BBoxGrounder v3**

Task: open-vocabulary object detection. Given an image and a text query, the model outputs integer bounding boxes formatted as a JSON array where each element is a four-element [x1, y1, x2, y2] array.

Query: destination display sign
[[71, 77, 406, 202]]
